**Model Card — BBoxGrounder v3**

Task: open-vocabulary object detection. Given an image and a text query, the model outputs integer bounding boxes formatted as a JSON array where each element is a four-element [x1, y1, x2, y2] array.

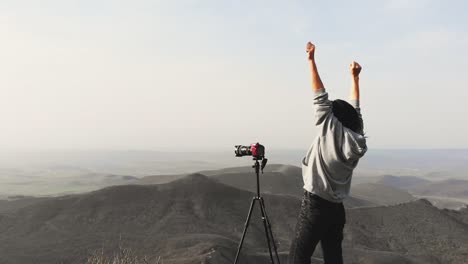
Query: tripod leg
[[233, 197, 257, 264], [259, 198, 275, 264], [260, 197, 281, 264]]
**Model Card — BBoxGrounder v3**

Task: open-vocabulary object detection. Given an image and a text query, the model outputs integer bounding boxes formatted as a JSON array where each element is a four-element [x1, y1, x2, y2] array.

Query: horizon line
[[0, 147, 467, 153]]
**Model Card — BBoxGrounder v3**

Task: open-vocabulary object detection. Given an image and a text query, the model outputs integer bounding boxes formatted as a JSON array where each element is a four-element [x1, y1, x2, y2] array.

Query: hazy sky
[[1, 0, 467, 151]]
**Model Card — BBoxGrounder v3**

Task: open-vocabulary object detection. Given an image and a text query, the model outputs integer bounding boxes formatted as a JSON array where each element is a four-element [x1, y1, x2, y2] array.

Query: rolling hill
[[200, 165, 416, 208], [375, 175, 432, 189], [359, 175, 468, 209], [0, 196, 50, 214], [351, 183, 416, 206], [0, 173, 300, 264], [139, 164, 409, 208], [371, 175, 468, 200], [344, 199, 468, 264], [409, 178, 468, 198], [0, 172, 467, 263], [206, 165, 380, 208]]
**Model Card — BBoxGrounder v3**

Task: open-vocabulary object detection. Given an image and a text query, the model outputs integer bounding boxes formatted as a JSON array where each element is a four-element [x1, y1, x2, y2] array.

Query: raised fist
[[349, 61, 362, 77], [306, 42, 315, 60]]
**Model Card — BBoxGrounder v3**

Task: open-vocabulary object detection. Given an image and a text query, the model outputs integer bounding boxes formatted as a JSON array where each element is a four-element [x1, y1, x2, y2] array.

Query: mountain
[[375, 175, 432, 189], [409, 178, 468, 198], [1, 172, 467, 264], [344, 199, 468, 264], [351, 183, 416, 206], [0, 168, 139, 197], [198, 164, 301, 176], [207, 165, 378, 208], [373, 175, 468, 200], [136, 164, 303, 196], [417, 196, 468, 210], [355, 175, 468, 209], [139, 165, 406, 208], [208, 165, 302, 197], [136, 164, 302, 185], [443, 205, 468, 225], [0, 196, 50, 214], [137, 173, 188, 185], [0, 173, 300, 264]]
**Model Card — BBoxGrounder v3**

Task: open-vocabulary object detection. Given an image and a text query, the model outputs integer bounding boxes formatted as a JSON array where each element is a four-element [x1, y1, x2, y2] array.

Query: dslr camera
[[234, 143, 265, 160]]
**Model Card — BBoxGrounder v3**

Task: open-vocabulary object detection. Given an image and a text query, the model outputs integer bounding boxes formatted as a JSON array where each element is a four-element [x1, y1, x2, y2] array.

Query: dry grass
[[86, 247, 162, 264]]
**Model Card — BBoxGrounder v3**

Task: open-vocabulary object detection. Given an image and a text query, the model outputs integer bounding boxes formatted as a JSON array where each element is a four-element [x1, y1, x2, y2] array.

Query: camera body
[[235, 143, 265, 160]]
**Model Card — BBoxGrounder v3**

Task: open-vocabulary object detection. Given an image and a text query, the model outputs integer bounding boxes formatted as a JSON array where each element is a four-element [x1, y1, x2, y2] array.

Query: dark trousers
[[288, 190, 346, 264]]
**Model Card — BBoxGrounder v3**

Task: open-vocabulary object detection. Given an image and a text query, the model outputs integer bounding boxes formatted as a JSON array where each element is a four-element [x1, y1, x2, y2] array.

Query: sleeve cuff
[[313, 88, 326, 97], [349, 99, 360, 108]]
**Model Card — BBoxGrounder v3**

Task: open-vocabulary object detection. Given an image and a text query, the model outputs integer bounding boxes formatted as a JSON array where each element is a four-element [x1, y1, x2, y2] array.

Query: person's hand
[[349, 61, 362, 77], [306, 42, 315, 61]]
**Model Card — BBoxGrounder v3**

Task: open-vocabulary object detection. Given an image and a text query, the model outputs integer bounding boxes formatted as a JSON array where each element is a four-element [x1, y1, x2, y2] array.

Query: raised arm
[[306, 42, 324, 91], [306, 41, 332, 126], [349, 61, 362, 101]]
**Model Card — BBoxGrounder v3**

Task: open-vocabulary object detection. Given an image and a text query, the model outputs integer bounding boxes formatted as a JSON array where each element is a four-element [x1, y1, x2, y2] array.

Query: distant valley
[[1, 149, 468, 197]]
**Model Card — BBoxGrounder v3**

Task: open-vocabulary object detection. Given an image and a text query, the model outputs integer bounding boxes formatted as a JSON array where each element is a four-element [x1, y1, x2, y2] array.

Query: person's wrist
[[352, 75, 360, 80]]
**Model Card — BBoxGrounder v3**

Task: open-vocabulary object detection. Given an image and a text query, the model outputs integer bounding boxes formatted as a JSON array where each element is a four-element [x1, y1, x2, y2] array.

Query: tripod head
[[253, 157, 268, 174]]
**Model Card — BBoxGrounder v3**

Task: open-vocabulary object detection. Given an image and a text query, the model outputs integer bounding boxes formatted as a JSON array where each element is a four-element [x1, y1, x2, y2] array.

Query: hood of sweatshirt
[[342, 128, 367, 161]]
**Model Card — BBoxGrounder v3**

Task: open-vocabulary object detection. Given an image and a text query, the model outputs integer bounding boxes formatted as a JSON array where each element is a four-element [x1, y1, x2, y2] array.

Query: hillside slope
[[351, 183, 415, 206], [376, 175, 432, 189], [141, 165, 417, 208], [0, 174, 300, 264], [345, 199, 468, 264], [1, 173, 466, 264], [410, 178, 468, 198]]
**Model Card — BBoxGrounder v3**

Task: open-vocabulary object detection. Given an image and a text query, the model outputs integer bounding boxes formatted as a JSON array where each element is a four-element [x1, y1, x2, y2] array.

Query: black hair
[[332, 99, 363, 134]]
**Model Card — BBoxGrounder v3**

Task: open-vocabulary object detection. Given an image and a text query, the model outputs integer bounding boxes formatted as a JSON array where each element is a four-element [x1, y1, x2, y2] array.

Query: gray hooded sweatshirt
[[302, 88, 368, 203]]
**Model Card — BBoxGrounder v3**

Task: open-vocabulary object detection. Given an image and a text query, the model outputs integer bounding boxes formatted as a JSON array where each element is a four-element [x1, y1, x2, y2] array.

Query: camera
[[234, 143, 265, 160]]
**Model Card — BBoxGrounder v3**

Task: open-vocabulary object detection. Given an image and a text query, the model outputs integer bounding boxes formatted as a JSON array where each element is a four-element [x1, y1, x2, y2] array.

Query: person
[[288, 41, 368, 264]]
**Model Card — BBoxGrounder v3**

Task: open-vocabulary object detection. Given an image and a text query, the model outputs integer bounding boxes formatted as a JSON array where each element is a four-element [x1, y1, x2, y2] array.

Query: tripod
[[233, 158, 281, 264]]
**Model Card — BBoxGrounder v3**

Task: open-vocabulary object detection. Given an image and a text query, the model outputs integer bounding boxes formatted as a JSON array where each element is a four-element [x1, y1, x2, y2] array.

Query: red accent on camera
[[250, 143, 258, 157]]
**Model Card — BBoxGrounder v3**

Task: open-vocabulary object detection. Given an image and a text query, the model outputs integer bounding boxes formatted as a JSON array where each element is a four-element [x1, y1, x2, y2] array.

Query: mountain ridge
[[1, 171, 467, 263]]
